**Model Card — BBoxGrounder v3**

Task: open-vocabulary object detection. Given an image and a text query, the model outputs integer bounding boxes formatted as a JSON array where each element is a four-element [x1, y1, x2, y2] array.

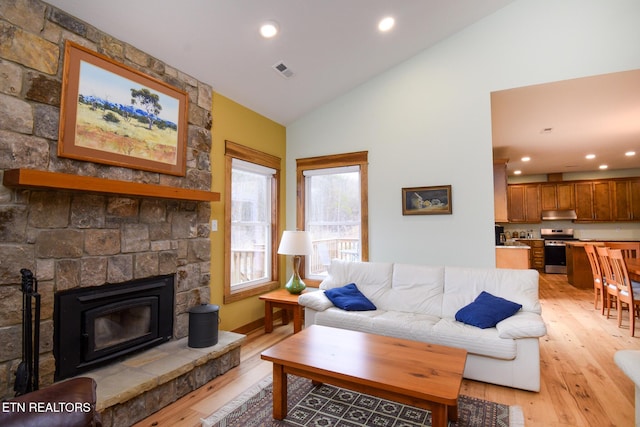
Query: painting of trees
[[59, 41, 187, 175], [131, 88, 162, 130]]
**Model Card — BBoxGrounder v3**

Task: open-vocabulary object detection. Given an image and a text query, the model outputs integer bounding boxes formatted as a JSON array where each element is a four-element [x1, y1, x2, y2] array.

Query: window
[[296, 151, 368, 280], [224, 141, 280, 303]]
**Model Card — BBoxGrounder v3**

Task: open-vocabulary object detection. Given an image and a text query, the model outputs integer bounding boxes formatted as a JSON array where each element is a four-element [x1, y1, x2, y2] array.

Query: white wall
[[286, 0, 640, 268]]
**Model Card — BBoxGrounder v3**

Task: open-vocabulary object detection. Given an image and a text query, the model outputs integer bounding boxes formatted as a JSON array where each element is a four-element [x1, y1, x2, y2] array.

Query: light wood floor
[[134, 273, 640, 427]]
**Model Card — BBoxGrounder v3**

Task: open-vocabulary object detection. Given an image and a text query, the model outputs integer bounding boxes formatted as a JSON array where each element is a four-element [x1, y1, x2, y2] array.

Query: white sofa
[[299, 259, 547, 392], [615, 350, 640, 426]]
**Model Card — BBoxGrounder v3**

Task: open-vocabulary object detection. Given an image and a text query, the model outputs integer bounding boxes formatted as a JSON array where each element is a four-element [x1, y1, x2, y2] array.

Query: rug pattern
[[201, 375, 522, 427]]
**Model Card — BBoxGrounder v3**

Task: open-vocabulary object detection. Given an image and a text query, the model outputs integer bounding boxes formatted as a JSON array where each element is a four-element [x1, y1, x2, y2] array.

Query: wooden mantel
[[2, 169, 220, 202]]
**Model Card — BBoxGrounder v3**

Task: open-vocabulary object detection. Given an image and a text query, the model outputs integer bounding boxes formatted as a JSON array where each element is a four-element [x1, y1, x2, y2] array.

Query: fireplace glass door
[[84, 297, 158, 362]]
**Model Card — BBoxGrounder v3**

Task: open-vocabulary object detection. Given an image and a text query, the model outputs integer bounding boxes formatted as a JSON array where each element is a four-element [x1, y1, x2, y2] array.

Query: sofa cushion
[[320, 259, 393, 304], [431, 318, 518, 360], [314, 309, 440, 343], [455, 291, 522, 328], [385, 264, 444, 317], [298, 291, 334, 312], [442, 267, 540, 318], [314, 309, 517, 360], [324, 283, 377, 311], [495, 311, 547, 339]]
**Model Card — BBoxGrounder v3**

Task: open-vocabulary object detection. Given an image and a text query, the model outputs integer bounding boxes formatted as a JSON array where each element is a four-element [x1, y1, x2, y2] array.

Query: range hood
[[541, 209, 578, 221]]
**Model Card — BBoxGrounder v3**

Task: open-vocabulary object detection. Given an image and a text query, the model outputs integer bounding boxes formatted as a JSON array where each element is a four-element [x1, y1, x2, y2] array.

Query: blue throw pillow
[[324, 283, 376, 311], [455, 291, 522, 329]]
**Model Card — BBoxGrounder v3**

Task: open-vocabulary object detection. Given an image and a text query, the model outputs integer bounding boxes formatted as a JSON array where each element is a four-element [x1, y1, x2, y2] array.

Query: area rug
[[201, 375, 524, 427]]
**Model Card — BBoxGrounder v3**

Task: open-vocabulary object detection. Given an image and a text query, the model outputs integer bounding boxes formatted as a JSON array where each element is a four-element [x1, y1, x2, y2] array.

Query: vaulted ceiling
[[44, 0, 514, 125], [45, 1, 640, 175]]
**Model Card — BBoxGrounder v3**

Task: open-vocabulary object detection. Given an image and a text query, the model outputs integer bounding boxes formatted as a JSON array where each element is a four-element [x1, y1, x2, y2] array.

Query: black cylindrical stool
[[188, 303, 220, 348]]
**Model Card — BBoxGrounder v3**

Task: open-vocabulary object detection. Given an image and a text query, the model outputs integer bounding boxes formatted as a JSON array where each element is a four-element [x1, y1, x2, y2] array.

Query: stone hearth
[[88, 332, 245, 427]]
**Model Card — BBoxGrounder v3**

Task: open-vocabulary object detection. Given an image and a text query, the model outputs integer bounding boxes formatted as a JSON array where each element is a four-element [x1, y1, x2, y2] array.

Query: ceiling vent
[[272, 61, 294, 79]]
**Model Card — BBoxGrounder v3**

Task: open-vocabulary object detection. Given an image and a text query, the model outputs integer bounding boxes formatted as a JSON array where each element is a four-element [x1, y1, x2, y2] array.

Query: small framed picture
[[402, 185, 452, 215]]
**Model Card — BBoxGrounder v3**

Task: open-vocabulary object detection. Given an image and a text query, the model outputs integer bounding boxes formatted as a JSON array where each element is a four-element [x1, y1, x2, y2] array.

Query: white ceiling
[[492, 69, 640, 177], [44, 0, 514, 126], [44, 1, 640, 177]]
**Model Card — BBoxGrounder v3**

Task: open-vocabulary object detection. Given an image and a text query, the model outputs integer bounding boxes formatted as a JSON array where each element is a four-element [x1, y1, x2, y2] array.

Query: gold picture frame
[[402, 185, 452, 215], [58, 41, 188, 176]]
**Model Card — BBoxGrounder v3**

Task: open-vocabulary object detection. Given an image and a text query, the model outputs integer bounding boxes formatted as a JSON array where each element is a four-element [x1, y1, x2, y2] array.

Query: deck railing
[[230, 238, 359, 284], [308, 238, 359, 275], [230, 249, 265, 285]]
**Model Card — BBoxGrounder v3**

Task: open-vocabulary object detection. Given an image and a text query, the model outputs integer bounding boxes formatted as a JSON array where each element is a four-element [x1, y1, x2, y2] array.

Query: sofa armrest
[[615, 350, 640, 386], [299, 291, 333, 312], [496, 311, 547, 339]]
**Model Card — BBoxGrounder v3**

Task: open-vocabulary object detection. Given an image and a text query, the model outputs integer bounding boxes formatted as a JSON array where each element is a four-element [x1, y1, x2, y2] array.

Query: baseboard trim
[[232, 311, 285, 335]]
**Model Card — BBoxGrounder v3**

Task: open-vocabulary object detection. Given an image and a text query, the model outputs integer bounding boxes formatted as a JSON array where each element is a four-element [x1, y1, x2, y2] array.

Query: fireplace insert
[[54, 275, 174, 380]]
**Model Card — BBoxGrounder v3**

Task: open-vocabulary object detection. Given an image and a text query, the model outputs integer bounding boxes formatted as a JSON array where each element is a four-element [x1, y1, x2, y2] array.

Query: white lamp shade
[[277, 230, 313, 256]]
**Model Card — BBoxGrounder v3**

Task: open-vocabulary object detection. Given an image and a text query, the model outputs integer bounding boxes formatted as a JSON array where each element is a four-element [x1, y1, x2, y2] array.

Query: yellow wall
[[210, 93, 287, 331]]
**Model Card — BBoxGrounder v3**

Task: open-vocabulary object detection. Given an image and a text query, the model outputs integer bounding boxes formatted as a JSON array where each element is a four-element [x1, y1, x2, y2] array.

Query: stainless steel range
[[540, 228, 577, 274]]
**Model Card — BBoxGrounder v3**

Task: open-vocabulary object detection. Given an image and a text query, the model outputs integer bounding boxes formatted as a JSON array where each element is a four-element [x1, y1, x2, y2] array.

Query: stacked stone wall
[[0, 0, 214, 399]]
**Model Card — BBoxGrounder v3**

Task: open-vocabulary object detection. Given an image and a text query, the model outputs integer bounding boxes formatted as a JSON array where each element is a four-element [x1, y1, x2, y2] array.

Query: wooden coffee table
[[261, 325, 467, 427]]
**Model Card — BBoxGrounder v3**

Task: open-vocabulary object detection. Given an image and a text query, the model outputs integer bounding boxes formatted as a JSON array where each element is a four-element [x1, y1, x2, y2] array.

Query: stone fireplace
[[0, 0, 221, 404]]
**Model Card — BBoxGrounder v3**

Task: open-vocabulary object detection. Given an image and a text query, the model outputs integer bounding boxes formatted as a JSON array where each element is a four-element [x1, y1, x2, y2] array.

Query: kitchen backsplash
[[501, 221, 640, 240]]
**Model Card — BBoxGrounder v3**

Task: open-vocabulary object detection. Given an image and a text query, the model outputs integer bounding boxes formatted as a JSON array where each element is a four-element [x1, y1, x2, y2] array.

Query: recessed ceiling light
[[260, 21, 279, 38], [626, 151, 636, 157], [599, 164, 608, 170], [378, 16, 395, 32], [514, 170, 522, 175], [521, 156, 530, 162], [585, 154, 596, 159]]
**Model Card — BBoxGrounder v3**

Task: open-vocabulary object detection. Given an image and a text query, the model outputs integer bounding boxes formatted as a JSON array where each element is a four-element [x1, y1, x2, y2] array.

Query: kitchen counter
[[577, 239, 640, 242], [565, 241, 605, 247], [501, 239, 532, 247], [566, 243, 593, 289], [565, 240, 640, 289]]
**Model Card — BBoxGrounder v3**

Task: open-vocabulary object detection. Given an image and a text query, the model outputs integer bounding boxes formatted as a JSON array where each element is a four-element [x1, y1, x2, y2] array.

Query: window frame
[[296, 151, 369, 281], [224, 140, 280, 303]]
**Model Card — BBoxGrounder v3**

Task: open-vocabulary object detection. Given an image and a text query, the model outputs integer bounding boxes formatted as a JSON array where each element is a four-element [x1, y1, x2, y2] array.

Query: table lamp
[[277, 230, 313, 294]]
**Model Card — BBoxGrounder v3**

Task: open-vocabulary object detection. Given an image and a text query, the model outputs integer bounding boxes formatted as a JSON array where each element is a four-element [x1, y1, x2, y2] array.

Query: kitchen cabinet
[[631, 180, 640, 220], [575, 181, 613, 221], [508, 177, 640, 223], [517, 239, 544, 271], [508, 184, 541, 223], [541, 183, 575, 210], [493, 160, 508, 222], [613, 179, 640, 221], [574, 182, 594, 220], [613, 180, 632, 221], [540, 184, 556, 211], [593, 181, 613, 221], [557, 183, 576, 210]]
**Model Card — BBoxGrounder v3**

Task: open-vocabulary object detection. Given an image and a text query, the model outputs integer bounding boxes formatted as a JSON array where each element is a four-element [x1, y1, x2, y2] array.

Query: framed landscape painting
[[402, 185, 452, 215], [58, 41, 188, 176]]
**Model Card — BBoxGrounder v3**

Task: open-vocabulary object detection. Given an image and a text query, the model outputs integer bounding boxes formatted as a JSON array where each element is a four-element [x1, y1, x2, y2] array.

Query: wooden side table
[[259, 288, 308, 334]]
